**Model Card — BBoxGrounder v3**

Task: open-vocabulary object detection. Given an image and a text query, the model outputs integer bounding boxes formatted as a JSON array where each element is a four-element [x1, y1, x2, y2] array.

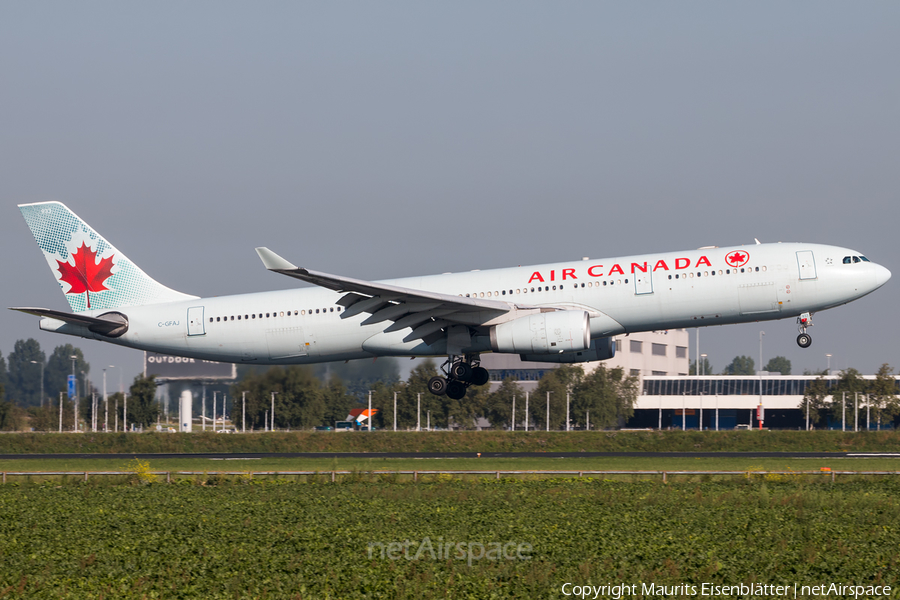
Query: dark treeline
[[0, 338, 162, 432], [229, 359, 640, 431], [801, 364, 900, 429]]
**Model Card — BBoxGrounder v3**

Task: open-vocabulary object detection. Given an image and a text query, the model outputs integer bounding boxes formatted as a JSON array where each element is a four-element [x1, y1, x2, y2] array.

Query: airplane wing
[[256, 247, 539, 347]]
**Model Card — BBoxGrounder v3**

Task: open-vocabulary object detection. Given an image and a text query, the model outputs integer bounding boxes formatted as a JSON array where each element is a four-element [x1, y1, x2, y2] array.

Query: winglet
[[255, 247, 298, 271]]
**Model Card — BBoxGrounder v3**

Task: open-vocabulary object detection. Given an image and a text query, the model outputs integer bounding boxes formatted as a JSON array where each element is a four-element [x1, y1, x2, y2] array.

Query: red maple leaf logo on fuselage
[[726, 251, 749, 267], [56, 242, 115, 309]]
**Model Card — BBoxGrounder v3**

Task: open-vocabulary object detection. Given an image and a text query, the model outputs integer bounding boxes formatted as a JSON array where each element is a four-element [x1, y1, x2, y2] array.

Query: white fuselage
[[40, 242, 890, 365]]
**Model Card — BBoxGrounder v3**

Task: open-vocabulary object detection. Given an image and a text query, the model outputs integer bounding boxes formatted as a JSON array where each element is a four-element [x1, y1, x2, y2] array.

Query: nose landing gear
[[797, 312, 813, 348], [427, 355, 491, 400]]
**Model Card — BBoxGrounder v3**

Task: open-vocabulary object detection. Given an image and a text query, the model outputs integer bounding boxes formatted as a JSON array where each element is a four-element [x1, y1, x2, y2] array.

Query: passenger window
[[330, 307, 334, 312], [209, 317, 214, 322], [552, 285, 557, 290], [502, 290, 506, 295], [315, 309, 319, 314], [237, 315, 241, 320], [301, 310, 305, 315], [266, 313, 270, 318]]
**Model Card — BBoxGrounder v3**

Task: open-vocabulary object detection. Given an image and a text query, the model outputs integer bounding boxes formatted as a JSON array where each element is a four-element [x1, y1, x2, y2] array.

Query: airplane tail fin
[[19, 201, 196, 312]]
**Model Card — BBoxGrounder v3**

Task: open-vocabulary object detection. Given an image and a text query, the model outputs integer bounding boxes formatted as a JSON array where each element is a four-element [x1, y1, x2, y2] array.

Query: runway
[[2, 452, 900, 460]]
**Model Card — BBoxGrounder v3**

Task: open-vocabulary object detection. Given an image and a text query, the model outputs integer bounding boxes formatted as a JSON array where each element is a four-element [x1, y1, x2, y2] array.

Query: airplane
[[12, 201, 891, 401]]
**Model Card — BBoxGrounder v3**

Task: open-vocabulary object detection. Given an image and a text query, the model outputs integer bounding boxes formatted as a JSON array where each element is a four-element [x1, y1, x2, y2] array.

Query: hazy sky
[[2, 2, 898, 388]]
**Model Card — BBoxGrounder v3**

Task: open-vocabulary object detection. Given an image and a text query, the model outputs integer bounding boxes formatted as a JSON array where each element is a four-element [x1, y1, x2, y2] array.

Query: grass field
[[2, 429, 900, 455], [1, 478, 898, 599], [3, 455, 900, 477]]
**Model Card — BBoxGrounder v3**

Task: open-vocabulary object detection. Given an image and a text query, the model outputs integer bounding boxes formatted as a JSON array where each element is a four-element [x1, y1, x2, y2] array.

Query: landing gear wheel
[[428, 376, 448, 396], [797, 333, 812, 348], [450, 362, 473, 382], [446, 380, 467, 400], [470, 366, 490, 386]]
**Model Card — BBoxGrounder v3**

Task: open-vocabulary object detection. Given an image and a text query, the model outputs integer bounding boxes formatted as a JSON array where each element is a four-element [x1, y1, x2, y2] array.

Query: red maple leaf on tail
[[56, 242, 115, 309]]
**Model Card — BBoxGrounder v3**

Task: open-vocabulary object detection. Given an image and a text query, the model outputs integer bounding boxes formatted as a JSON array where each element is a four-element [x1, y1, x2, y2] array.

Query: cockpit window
[[852, 256, 860, 263], [843, 256, 852, 264], [860, 256, 870, 262]]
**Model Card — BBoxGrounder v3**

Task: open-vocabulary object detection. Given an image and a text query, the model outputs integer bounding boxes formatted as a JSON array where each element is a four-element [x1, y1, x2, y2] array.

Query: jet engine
[[520, 337, 615, 363], [489, 310, 590, 354]]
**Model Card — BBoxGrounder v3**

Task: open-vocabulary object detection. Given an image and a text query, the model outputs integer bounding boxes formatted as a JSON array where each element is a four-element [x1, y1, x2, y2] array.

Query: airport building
[[483, 330, 898, 430]]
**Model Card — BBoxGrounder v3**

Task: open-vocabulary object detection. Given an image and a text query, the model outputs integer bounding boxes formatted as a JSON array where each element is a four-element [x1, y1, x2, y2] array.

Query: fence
[[3, 470, 900, 484]]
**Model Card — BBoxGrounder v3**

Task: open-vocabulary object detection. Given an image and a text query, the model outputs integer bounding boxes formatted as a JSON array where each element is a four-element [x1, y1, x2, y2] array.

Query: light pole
[[546, 391, 552, 432], [700, 354, 707, 377], [70, 355, 78, 424], [107, 366, 120, 432], [758, 331, 765, 373], [826, 354, 832, 375], [30, 360, 44, 408], [758, 331, 765, 429], [270, 391, 278, 432], [102, 367, 108, 432]]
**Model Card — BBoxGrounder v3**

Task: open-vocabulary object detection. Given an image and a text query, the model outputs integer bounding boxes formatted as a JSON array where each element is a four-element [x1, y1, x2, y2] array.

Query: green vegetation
[[2, 455, 900, 480], [0, 479, 897, 598], [3, 429, 900, 455]]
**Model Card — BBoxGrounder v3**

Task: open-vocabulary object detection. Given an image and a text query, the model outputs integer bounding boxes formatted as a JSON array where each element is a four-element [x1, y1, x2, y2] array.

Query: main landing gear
[[797, 312, 813, 348], [428, 355, 490, 400]]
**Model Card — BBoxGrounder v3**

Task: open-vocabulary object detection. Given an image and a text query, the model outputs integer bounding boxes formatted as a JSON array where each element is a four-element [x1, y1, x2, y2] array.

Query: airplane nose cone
[[875, 264, 892, 288]]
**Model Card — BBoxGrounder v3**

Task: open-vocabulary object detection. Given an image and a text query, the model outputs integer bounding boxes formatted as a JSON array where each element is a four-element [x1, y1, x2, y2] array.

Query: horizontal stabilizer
[[9, 307, 129, 337]]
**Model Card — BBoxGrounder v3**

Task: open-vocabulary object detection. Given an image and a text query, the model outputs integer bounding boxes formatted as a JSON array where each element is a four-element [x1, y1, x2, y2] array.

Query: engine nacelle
[[520, 337, 616, 364], [490, 310, 590, 354]]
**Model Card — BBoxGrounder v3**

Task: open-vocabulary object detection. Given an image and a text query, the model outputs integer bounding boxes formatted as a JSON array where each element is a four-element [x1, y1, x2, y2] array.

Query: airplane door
[[797, 251, 817, 280], [187, 306, 205, 336], [634, 270, 653, 295]]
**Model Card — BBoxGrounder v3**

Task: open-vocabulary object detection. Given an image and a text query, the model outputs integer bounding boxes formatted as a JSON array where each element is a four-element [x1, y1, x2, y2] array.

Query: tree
[[799, 375, 830, 429], [573, 365, 640, 429], [481, 378, 524, 430], [231, 366, 326, 430], [6, 339, 46, 407], [45, 345, 89, 404], [533, 365, 583, 430], [128, 374, 160, 428], [321, 376, 360, 427], [0, 367, 26, 430], [869, 364, 899, 430], [689, 357, 713, 376], [27, 397, 76, 432], [0, 398, 24, 431], [0, 352, 8, 400], [831, 368, 868, 426], [723, 356, 755, 376], [314, 358, 400, 401], [764, 356, 791, 375]]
